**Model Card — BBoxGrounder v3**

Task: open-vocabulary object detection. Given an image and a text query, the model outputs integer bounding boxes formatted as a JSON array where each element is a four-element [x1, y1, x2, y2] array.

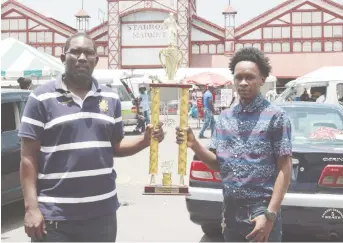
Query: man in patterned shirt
[[176, 47, 292, 242]]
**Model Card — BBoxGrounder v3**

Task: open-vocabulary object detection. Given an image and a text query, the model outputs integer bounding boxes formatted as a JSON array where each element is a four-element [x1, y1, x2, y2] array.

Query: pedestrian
[[17, 77, 33, 90], [198, 84, 215, 138], [133, 98, 146, 134], [138, 84, 150, 126], [176, 47, 292, 242], [18, 32, 165, 242]]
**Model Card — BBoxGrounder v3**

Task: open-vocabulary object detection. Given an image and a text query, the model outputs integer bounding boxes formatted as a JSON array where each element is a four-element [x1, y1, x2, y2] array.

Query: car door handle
[[292, 165, 299, 181]]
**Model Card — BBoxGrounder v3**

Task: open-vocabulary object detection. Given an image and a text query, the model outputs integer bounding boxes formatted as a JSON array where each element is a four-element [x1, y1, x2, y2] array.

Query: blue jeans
[[199, 108, 215, 136], [143, 110, 150, 125], [32, 212, 117, 242], [222, 198, 282, 242]]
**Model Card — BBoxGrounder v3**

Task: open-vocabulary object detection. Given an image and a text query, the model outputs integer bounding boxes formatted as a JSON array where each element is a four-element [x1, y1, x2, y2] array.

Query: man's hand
[[143, 122, 165, 146], [246, 215, 274, 242], [24, 207, 47, 240], [175, 127, 196, 148]]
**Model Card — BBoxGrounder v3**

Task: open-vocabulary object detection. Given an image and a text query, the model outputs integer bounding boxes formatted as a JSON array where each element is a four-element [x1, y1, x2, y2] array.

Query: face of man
[[139, 87, 145, 94], [233, 61, 265, 101], [61, 36, 99, 89], [312, 91, 321, 99]]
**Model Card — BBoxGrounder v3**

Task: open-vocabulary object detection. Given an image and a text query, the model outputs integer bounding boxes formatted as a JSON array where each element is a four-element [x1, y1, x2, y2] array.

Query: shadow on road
[[198, 233, 328, 242], [1, 200, 25, 235], [199, 234, 224, 242]]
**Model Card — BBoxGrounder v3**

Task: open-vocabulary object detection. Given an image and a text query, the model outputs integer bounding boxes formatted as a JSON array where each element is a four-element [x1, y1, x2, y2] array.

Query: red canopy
[[181, 72, 232, 87]]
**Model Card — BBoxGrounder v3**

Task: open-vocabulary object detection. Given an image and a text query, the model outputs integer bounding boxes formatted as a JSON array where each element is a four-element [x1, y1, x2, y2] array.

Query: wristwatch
[[264, 209, 277, 221]]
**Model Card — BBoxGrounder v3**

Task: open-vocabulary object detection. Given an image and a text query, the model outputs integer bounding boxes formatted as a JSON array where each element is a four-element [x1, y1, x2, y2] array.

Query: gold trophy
[[143, 13, 192, 195]]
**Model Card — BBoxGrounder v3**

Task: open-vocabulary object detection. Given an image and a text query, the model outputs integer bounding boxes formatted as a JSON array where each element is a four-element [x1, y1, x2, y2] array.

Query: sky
[[5, 0, 343, 29]]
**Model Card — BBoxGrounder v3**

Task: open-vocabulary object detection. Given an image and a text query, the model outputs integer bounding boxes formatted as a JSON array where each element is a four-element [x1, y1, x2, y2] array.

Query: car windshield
[[278, 84, 328, 102], [111, 85, 131, 102], [282, 106, 343, 145]]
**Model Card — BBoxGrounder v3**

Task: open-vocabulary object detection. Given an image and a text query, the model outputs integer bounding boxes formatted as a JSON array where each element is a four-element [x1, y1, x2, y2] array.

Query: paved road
[[0, 116, 323, 242]]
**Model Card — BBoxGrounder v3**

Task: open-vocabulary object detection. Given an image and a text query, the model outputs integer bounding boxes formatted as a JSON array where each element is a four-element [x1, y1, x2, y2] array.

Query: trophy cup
[[143, 13, 192, 195]]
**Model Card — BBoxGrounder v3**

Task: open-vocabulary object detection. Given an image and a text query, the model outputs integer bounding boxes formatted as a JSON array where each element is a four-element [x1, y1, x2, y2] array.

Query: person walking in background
[[199, 84, 215, 138], [17, 77, 32, 90], [176, 47, 292, 242], [188, 87, 198, 119], [18, 32, 165, 242], [133, 97, 146, 134], [139, 84, 150, 126]]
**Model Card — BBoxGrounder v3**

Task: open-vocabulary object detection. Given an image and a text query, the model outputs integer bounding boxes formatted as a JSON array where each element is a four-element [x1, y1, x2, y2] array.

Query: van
[[92, 70, 138, 127], [276, 66, 343, 109], [1, 89, 30, 205]]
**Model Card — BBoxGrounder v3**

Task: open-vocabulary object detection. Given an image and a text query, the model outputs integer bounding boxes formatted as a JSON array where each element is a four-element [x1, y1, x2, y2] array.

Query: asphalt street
[[0, 116, 324, 242]]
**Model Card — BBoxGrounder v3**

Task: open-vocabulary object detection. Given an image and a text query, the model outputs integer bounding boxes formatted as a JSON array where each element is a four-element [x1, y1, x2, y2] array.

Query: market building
[[1, 0, 343, 83]]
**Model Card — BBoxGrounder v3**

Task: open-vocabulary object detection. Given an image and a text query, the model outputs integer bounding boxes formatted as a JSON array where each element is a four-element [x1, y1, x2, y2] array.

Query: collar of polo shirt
[[55, 74, 101, 94], [234, 93, 264, 114]]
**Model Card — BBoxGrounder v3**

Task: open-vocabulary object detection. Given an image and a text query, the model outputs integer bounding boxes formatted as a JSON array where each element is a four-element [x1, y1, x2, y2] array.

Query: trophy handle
[[177, 49, 184, 69], [159, 49, 167, 73]]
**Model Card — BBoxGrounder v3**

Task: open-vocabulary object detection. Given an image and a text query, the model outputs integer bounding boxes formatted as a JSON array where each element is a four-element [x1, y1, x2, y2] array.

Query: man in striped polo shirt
[[19, 32, 164, 242]]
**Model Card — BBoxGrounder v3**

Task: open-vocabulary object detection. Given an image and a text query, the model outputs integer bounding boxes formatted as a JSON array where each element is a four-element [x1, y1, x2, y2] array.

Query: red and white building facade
[[1, 0, 343, 80]]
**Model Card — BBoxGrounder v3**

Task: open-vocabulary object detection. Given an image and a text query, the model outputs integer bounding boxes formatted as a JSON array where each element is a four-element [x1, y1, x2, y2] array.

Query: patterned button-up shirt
[[209, 93, 292, 200]]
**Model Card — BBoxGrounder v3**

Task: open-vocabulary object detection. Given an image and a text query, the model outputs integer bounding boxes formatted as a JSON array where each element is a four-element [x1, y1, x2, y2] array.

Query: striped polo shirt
[[18, 75, 123, 221]]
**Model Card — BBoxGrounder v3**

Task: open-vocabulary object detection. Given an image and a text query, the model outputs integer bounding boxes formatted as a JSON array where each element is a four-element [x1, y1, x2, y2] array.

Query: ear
[[95, 56, 99, 66], [261, 76, 266, 86], [60, 54, 66, 64]]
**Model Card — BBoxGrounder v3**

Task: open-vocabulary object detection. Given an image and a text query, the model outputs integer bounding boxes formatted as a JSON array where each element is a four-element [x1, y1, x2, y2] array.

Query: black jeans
[[32, 212, 117, 242], [221, 198, 282, 242]]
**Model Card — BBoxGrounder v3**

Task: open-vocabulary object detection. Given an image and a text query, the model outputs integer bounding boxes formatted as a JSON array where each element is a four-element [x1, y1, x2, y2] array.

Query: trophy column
[[149, 86, 160, 185], [178, 87, 189, 186]]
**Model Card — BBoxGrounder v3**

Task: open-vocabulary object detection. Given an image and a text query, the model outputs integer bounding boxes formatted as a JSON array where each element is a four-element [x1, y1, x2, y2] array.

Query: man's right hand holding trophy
[[175, 127, 219, 171]]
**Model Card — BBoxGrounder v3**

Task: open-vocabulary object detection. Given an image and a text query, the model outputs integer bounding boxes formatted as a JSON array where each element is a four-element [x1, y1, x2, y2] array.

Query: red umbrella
[[181, 72, 232, 87]]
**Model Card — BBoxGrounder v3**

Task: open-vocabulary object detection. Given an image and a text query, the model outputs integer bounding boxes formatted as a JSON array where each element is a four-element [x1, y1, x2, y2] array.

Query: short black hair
[[17, 77, 32, 89], [229, 47, 272, 78], [17, 77, 25, 83], [64, 32, 97, 52]]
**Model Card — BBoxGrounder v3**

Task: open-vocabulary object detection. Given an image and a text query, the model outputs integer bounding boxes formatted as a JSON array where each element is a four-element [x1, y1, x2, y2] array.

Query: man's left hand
[[246, 214, 274, 242], [143, 122, 165, 146]]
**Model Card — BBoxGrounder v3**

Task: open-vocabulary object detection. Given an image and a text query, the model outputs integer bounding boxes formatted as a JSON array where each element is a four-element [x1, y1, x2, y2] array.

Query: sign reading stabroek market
[[121, 23, 168, 46]]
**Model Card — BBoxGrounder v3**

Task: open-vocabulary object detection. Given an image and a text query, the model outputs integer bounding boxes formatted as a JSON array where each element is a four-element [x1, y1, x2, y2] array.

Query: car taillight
[[190, 160, 221, 182], [318, 165, 343, 187], [131, 107, 137, 113]]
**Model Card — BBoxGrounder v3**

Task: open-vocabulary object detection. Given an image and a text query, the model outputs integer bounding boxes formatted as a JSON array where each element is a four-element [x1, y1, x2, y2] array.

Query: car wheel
[[201, 225, 222, 237]]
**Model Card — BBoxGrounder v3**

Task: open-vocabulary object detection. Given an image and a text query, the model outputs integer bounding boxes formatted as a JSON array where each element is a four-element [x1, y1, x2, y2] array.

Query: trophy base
[[143, 185, 189, 195]]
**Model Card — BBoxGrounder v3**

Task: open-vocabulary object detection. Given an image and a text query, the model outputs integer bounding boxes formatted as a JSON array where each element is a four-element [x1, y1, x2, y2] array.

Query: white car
[[93, 70, 138, 127], [276, 66, 343, 109]]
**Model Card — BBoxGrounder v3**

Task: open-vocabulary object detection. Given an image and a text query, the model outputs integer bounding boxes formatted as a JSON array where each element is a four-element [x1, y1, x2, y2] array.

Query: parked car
[[186, 102, 343, 241], [1, 89, 30, 206]]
